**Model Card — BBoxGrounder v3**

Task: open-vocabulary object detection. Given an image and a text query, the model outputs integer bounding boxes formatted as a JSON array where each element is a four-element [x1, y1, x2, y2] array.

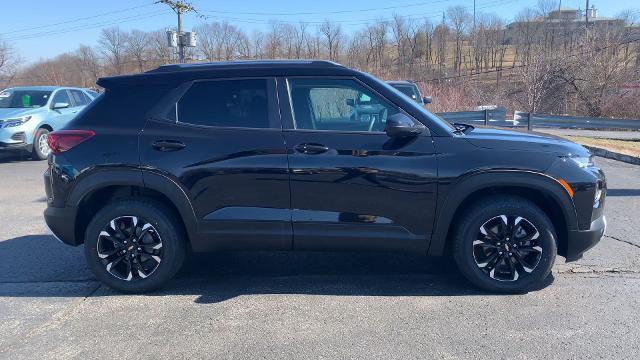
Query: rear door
[[278, 77, 438, 252], [140, 77, 292, 251]]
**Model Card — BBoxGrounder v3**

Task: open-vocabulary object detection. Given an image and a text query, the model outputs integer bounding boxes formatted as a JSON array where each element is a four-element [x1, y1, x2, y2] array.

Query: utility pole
[[157, 0, 198, 63]]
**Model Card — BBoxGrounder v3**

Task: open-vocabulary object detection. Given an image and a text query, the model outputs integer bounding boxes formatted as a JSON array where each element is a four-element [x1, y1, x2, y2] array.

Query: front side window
[[177, 79, 271, 129], [287, 78, 400, 132], [52, 90, 71, 107]]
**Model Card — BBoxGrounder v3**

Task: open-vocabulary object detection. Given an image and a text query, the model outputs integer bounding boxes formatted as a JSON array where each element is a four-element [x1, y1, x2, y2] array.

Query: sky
[[1, 0, 638, 62]]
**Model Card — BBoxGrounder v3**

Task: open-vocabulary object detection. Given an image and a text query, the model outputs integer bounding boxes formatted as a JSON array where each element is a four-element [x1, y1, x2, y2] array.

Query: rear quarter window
[[176, 79, 272, 129]]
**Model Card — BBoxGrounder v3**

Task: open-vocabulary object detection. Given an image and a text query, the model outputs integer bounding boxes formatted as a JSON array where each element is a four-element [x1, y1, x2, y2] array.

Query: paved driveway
[[0, 154, 639, 359]]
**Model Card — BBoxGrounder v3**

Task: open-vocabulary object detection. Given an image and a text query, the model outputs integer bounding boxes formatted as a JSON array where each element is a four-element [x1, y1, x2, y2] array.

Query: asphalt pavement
[[0, 153, 639, 359]]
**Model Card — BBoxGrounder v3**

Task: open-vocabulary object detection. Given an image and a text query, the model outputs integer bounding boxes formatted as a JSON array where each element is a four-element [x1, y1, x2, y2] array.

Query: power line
[[0, 2, 155, 36], [4, 10, 171, 42], [201, 0, 452, 16], [199, 0, 522, 26]]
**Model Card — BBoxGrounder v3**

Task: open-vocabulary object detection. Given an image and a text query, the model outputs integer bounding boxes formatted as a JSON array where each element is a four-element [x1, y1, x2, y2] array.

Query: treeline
[[1, 2, 639, 118]]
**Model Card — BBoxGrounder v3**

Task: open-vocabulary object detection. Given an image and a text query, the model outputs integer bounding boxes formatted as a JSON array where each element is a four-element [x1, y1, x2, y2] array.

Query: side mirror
[[52, 102, 70, 110], [345, 98, 355, 107], [385, 113, 423, 138], [422, 96, 432, 104]]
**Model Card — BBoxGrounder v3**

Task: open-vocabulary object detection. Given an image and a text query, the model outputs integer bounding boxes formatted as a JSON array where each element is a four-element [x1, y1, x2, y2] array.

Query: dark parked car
[[387, 80, 431, 105], [44, 60, 606, 293]]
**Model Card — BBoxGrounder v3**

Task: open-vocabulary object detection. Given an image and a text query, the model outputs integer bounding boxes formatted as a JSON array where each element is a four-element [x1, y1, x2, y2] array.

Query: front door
[[49, 89, 76, 129], [279, 77, 438, 252], [140, 78, 291, 251]]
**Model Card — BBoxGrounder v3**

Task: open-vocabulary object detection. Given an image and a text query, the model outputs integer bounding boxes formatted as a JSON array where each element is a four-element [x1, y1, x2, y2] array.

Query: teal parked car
[[0, 86, 97, 160]]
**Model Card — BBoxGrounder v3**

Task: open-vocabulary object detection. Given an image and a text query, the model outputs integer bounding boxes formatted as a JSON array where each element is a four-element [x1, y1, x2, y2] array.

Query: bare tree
[[99, 27, 128, 75], [447, 6, 471, 75], [126, 30, 149, 72], [0, 38, 20, 87], [319, 20, 343, 61]]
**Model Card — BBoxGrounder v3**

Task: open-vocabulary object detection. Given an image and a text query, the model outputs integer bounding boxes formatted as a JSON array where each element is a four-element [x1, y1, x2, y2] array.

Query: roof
[[3, 86, 65, 91], [98, 60, 359, 89], [147, 60, 345, 74], [387, 80, 416, 86]]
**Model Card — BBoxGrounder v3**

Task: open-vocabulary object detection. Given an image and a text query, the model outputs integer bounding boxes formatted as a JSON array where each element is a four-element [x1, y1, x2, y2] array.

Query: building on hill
[[504, 5, 625, 45]]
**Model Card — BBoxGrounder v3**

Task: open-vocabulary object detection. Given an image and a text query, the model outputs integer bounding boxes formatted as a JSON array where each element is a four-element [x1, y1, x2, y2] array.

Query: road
[[0, 153, 639, 359]]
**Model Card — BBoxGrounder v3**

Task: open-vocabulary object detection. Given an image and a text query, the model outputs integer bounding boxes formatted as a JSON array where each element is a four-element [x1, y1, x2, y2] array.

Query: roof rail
[[147, 60, 344, 73]]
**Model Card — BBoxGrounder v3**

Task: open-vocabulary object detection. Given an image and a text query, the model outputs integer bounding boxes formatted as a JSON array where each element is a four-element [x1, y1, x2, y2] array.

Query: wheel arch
[[428, 170, 578, 258], [38, 123, 54, 132], [68, 169, 198, 247]]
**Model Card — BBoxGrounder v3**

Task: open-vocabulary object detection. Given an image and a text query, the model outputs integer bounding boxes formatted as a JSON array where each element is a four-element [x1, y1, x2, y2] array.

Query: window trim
[[151, 77, 281, 131], [280, 76, 427, 135]]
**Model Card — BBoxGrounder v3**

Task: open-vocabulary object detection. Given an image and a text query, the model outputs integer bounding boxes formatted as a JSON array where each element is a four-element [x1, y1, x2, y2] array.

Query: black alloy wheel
[[97, 216, 163, 281], [472, 215, 543, 282]]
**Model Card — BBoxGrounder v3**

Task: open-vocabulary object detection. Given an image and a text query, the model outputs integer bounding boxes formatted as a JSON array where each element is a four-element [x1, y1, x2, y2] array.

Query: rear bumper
[[565, 215, 606, 262], [43, 206, 79, 246]]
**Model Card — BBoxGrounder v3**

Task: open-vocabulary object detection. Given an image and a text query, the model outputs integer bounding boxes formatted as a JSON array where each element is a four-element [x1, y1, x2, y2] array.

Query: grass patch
[[564, 136, 640, 157]]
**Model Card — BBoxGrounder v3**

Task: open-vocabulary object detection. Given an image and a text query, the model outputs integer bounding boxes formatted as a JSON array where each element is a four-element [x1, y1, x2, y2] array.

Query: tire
[[31, 128, 51, 160], [84, 199, 187, 293], [451, 195, 557, 293]]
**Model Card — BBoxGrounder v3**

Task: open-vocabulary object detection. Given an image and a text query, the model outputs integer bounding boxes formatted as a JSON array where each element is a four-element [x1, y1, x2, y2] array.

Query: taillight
[[47, 130, 96, 154]]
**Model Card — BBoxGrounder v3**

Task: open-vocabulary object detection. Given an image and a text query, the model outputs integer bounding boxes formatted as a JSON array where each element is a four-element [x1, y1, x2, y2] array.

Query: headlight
[[2, 116, 32, 128], [564, 155, 594, 168]]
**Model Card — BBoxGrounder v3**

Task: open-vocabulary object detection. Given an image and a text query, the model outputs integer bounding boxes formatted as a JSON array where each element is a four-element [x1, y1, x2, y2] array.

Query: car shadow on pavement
[[0, 234, 555, 302], [0, 152, 34, 164], [606, 189, 640, 197]]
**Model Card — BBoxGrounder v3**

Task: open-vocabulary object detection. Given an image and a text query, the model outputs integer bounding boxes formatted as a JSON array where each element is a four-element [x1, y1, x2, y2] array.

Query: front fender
[[427, 170, 578, 256]]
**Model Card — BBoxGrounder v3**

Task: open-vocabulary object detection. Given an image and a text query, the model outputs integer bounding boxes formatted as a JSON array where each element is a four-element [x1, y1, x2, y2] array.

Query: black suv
[[43, 60, 606, 293]]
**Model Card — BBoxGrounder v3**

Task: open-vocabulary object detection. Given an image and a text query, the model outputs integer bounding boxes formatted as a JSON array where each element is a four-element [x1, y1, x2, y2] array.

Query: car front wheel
[[32, 128, 50, 160], [452, 196, 557, 293], [84, 199, 186, 293]]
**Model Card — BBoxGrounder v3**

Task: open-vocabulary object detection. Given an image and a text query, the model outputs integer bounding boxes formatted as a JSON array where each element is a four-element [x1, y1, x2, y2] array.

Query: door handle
[[152, 140, 186, 151], [294, 143, 329, 155]]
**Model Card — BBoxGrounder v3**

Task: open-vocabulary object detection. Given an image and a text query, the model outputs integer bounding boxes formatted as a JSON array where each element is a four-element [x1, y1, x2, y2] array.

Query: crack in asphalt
[[0, 283, 102, 355], [605, 234, 640, 249]]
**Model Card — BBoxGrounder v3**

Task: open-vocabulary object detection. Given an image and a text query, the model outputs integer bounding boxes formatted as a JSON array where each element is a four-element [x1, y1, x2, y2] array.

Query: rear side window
[[177, 79, 271, 129]]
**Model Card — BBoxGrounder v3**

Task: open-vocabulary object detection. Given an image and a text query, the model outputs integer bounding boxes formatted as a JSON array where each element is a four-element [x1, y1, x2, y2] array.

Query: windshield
[[392, 85, 420, 102], [0, 89, 52, 109]]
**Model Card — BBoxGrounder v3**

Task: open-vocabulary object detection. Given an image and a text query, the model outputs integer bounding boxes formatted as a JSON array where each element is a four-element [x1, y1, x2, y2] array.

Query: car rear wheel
[[452, 196, 557, 293], [84, 199, 186, 293], [32, 128, 50, 160]]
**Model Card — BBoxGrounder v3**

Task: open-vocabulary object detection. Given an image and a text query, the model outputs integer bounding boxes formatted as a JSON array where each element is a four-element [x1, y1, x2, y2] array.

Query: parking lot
[[0, 153, 639, 359]]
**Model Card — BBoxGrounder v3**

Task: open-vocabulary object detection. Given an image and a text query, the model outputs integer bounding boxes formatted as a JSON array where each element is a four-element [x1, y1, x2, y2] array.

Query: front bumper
[[565, 215, 606, 262]]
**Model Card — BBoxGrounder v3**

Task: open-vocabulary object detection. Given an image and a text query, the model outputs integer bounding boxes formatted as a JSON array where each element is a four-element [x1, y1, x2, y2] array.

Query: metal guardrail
[[437, 108, 518, 127], [437, 109, 640, 131], [513, 112, 640, 131]]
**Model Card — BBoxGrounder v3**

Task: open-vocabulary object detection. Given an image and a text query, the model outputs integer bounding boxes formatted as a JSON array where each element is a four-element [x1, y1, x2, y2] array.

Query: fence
[[437, 109, 640, 131]]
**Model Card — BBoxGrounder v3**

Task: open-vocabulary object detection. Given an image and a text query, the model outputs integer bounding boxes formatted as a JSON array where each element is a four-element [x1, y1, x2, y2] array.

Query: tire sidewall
[[84, 200, 185, 293], [453, 198, 557, 293], [32, 128, 50, 160]]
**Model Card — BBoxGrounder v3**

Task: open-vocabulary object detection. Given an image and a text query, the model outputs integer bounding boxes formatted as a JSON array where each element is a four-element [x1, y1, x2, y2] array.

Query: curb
[[584, 145, 640, 166]]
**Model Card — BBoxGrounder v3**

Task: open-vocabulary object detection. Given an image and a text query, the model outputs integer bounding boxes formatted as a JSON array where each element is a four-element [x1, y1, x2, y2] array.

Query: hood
[[463, 127, 590, 157], [0, 107, 45, 120]]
